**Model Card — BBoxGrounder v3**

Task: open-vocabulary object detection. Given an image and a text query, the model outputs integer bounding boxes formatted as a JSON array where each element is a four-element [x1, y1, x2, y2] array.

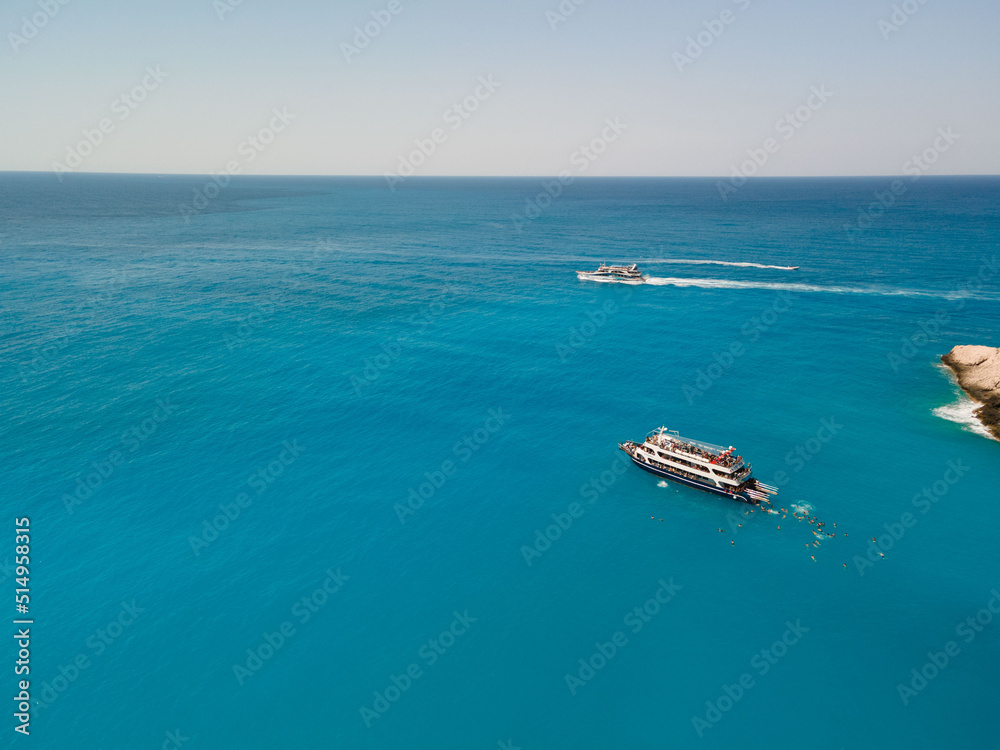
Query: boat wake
[[651, 259, 798, 271], [643, 276, 982, 300]]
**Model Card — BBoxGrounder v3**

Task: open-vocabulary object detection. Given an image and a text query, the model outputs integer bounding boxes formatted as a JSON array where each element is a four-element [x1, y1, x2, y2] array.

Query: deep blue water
[[1, 173, 998, 749]]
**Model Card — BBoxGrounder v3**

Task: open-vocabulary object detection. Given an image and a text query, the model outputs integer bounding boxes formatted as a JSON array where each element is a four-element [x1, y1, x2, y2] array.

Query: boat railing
[[635, 446, 745, 486], [645, 439, 743, 469], [592, 263, 642, 276]]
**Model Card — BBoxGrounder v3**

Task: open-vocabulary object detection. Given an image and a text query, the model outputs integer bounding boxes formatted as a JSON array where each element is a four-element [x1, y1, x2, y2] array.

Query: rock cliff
[[941, 345, 1000, 440]]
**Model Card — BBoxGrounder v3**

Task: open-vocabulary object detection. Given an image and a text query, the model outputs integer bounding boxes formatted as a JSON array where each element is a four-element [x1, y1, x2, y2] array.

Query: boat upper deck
[[583, 263, 643, 276], [644, 428, 744, 469]]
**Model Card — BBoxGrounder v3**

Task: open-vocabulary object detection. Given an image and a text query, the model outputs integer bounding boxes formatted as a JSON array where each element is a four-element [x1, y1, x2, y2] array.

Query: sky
[[1, 0, 998, 177]]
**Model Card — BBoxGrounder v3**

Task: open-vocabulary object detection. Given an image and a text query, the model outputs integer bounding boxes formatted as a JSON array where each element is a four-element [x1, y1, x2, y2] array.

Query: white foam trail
[[933, 396, 997, 441], [656, 480, 669, 488], [651, 259, 798, 270], [643, 276, 977, 300]]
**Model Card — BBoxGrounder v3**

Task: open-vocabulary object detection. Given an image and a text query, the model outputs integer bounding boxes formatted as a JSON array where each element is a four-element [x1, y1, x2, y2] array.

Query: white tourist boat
[[619, 426, 778, 504], [576, 263, 648, 284]]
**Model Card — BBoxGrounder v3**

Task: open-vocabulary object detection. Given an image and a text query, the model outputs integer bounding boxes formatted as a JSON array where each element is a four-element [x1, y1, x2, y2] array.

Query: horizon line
[[2, 170, 999, 180]]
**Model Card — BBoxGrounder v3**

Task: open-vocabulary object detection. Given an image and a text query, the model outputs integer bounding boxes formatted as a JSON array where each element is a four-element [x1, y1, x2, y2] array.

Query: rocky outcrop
[[941, 345, 1000, 440]]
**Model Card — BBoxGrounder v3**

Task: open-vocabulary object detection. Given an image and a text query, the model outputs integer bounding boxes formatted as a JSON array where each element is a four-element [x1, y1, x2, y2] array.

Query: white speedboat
[[576, 263, 647, 284]]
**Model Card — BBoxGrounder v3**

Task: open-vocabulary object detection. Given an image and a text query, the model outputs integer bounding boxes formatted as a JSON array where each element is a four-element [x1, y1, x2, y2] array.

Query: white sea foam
[[651, 259, 798, 270], [933, 396, 997, 441], [656, 480, 669, 488], [643, 276, 977, 300], [933, 364, 997, 441]]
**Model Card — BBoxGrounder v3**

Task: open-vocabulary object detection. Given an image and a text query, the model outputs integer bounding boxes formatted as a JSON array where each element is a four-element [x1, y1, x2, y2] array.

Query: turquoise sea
[[1, 173, 998, 749]]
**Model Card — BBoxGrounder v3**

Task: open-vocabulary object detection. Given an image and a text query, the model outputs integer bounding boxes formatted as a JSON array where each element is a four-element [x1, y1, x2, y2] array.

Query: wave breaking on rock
[[940, 345, 1000, 441]]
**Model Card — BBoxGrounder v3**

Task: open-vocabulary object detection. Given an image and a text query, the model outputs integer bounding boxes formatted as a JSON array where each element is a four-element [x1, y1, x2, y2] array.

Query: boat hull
[[628, 455, 758, 504], [576, 272, 647, 285]]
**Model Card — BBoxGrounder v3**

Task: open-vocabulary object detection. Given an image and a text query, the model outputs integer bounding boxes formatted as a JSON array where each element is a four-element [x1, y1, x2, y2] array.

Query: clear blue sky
[[1, 0, 997, 176]]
